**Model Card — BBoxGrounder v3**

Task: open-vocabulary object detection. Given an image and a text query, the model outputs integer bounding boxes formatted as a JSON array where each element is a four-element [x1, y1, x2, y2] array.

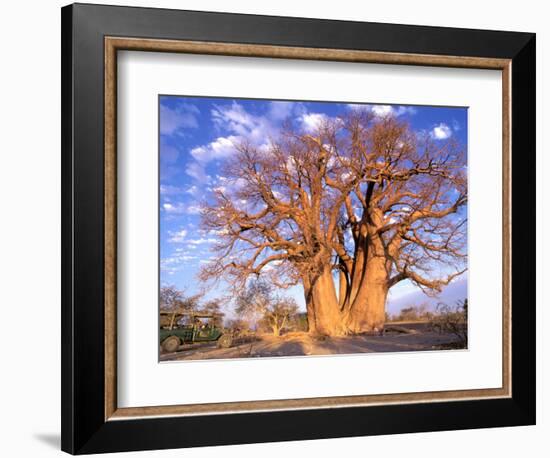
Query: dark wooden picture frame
[[61, 3, 536, 454]]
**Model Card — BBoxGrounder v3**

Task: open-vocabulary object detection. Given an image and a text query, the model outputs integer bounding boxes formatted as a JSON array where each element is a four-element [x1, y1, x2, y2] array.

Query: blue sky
[[159, 95, 468, 314]]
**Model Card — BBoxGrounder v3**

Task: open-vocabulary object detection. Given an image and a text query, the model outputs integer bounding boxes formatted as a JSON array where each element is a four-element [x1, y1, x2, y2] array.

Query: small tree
[[261, 297, 300, 337], [159, 285, 205, 327], [431, 298, 468, 346], [175, 292, 203, 312], [395, 303, 433, 322], [397, 306, 419, 321], [201, 298, 225, 327], [235, 279, 299, 336], [160, 285, 183, 310]]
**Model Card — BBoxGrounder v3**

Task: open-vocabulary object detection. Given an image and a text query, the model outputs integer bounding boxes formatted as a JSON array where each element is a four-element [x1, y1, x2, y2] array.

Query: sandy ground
[[161, 321, 465, 362]]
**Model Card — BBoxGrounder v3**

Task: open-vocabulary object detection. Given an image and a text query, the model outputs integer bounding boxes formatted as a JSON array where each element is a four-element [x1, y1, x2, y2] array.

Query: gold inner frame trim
[[104, 36, 512, 421]]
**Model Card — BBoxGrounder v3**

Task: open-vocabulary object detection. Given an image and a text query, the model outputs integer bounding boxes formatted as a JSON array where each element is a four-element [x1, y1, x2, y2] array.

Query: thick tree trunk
[[344, 256, 388, 333], [303, 276, 318, 335], [338, 268, 349, 309], [309, 265, 348, 336], [347, 239, 367, 307]]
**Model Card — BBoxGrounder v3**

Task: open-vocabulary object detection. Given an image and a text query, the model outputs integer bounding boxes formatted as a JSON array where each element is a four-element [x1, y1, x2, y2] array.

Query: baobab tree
[[199, 111, 467, 336]]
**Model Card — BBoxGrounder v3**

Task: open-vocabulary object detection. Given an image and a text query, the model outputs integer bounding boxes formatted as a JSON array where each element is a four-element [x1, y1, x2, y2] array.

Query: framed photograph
[[61, 3, 536, 454]]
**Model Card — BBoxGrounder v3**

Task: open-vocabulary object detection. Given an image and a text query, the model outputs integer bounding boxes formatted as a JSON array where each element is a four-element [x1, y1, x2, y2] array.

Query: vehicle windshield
[[176, 315, 195, 326]]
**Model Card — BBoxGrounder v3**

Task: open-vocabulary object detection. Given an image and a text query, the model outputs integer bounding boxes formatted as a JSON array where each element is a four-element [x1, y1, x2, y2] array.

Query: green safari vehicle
[[159, 310, 233, 353]]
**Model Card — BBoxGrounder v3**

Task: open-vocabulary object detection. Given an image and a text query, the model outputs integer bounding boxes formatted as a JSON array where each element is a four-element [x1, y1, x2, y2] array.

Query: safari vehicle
[[159, 310, 233, 353]]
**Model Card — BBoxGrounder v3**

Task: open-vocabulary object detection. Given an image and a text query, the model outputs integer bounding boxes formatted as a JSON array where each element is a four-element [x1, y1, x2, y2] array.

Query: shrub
[[431, 299, 468, 346], [393, 303, 432, 322]]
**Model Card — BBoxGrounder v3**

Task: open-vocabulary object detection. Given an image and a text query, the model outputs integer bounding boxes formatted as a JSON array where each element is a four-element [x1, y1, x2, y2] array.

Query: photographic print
[[62, 8, 535, 451], [159, 96, 468, 361]]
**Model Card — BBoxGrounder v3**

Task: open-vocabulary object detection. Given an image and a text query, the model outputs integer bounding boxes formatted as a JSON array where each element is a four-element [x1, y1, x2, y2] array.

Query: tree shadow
[[253, 339, 307, 357], [33, 433, 60, 449]]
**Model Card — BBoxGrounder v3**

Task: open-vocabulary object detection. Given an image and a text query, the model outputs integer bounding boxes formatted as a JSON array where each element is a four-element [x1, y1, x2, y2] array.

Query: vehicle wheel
[[217, 334, 232, 349], [161, 336, 180, 353]]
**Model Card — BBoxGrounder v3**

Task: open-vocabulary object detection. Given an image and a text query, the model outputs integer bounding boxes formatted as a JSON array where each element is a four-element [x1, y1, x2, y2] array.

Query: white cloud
[[185, 162, 208, 182], [395, 106, 417, 116], [212, 102, 255, 133], [160, 102, 199, 135], [190, 135, 239, 163], [430, 123, 453, 140], [189, 101, 299, 173], [162, 202, 186, 214], [347, 103, 367, 111], [160, 184, 186, 196], [185, 185, 198, 195], [348, 104, 417, 118], [162, 202, 201, 215], [188, 237, 218, 245], [186, 102, 278, 172], [298, 112, 327, 132], [371, 105, 394, 117], [167, 229, 188, 243], [209, 228, 229, 236], [186, 205, 202, 215], [211, 101, 275, 145], [187, 100, 296, 188], [268, 101, 294, 120], [285, 155, 297, 175], [372, 105, 417, 118], [160, 249, 199, 273], [341, 171, 352, 181], [210, 175, 247, 197]]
